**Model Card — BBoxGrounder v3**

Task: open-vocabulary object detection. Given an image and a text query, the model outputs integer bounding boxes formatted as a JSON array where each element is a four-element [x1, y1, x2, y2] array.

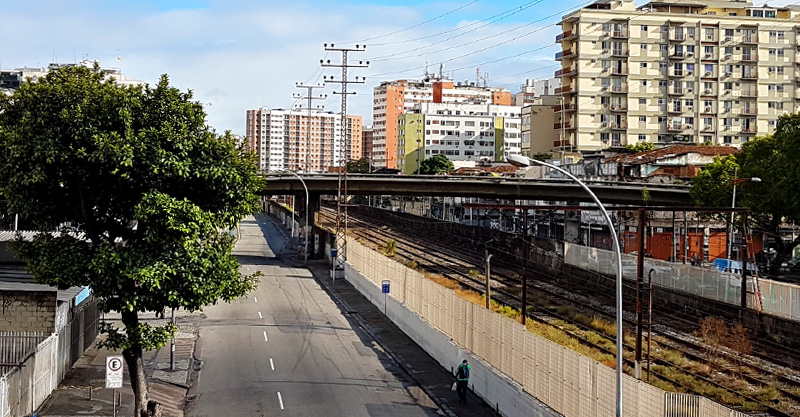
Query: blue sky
[[2, 0, 791, 132]]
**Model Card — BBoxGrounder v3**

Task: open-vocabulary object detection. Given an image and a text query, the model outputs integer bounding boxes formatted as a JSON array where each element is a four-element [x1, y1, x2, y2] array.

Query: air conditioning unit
[[724, 72, 732, 77], [705, 106, 713, 112], [603, 49, 610, 54], [704, 125, 713, 131], [725, 36, 733, 42], [601, 122, 608, 127], [704, 71, 712, 77], [705, 53, 713, 59], [723, 108, 731, 113], [704, 89, 713, 94], [687, 89, 694, 93], [724, 125, 731, 130], [684, 124, 694, 129], [601, 86, 609, 91], [686, 106, 693, 111], [601, 68, 610, 73], [724, 54, 732, 60], [706, 35, 715, 41], [687, 71, 694, 76], [602, 103, 610, 109], [687, 52, 694, 57], [723, 90, 731, 95]]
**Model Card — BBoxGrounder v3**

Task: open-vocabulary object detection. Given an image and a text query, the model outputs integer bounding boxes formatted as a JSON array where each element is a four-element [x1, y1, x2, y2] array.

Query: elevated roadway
[[261, 173, 694, 206]]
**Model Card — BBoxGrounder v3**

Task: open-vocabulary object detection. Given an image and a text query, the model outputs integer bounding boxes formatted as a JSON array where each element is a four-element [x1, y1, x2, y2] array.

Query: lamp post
[[508, 154, 624, 417], [271, 170, 310, 264], [726, 168, 761, 268]]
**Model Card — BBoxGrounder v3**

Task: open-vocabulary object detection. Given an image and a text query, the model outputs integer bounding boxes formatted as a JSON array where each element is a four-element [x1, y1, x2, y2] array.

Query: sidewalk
[[37, 317, 198, 417], [272, 215, 500, 417]]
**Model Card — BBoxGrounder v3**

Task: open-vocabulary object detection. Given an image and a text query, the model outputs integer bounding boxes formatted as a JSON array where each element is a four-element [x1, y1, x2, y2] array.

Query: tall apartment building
[[396, 103, 522, 174], [555, 0, 800, 150], [245, 107, 362, 172], [361, 125, 374, 164], [521, 96, 562, 155], [372, 75, 513, 169]]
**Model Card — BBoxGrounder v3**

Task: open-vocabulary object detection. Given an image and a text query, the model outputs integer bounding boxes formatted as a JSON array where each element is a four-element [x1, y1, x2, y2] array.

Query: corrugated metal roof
[[604, 145, 739, 165], [0, 264, 84, 302]]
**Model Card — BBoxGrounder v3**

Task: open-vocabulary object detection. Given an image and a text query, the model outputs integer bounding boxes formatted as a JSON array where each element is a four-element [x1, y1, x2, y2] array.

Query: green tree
[[624, 142, 655, 153], [347, 157, 371, 173], [691, 114, 800, 275], [0, 66, 263, 416], [418, 154, 454, 175]]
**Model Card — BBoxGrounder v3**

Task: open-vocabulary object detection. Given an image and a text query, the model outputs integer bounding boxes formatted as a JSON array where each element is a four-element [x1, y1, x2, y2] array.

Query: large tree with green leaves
[[0, 65, 263, 416], [691, 114, 800, 275], [418, 154, 454, 175], [346, 157, 371, 173]]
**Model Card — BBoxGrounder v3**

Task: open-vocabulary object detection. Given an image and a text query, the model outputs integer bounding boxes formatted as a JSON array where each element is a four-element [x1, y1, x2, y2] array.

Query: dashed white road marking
[[270, 358, 275, 371], [254, 297, 258, 303], [258, 311, 263, 319], [277, 392, 284, 410], [263, 331, 269, 342]]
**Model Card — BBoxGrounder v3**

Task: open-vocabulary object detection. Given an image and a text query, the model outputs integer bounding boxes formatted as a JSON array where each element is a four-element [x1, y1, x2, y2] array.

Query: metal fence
[[0, 297, 99, 417], [346, 238, 747, 417], [564, 243, 800, 321], [0, 332, 48, 376]]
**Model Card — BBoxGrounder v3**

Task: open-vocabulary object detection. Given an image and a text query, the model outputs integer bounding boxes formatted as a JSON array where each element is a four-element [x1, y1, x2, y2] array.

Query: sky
[[2, 0, 794, 133]]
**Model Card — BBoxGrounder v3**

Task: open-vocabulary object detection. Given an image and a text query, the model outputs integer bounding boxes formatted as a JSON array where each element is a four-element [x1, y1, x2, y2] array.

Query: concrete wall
[[0, 291, 56, 332], [342, 262, 560, 417]]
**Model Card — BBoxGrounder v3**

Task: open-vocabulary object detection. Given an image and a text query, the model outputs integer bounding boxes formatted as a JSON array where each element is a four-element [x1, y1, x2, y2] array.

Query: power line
[[343, 0, 479, 44]]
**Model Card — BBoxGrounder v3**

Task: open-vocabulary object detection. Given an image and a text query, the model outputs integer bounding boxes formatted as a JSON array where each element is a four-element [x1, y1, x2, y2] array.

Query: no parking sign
[[105, 355, 124, 388]]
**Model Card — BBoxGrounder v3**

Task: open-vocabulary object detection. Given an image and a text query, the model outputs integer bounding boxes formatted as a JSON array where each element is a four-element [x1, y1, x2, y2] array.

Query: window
[[660, 44, 668, 51], [768, 119, 777, 127], [659, 80, 667, 87], [639, 116, 647, 122], [641, 43, 647, 50], [638, 134, 646, 142], [725, 29, 734, 37], [777, 31, 785, 39], [640, 62, 648, 67], [658, 116, 667, 123], [769, 30, 777, 38], [639, 98, 647, 105], [778, 49, 785, 57], [600, 133, 610, 142], [641, 25, 648, 32], [658, 98, 666, 105]]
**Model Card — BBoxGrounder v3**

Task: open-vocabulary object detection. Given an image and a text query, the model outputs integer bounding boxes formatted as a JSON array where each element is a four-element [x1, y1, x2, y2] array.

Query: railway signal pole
[[321, 43, 368, 276], [293, 83, 326, 173]]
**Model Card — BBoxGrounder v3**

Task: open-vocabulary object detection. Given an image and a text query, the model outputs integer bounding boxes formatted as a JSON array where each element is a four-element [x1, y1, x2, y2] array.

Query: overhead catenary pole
[[321, 43, 368, 275], [293, 83, 326, 173]]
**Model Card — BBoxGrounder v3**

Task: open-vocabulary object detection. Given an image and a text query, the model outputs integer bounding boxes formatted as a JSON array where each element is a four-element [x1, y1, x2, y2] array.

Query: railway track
[[320, 205, 800, 416]]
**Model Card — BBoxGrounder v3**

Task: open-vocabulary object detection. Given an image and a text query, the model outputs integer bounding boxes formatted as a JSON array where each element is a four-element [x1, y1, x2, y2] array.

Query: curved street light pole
[[508, 154, 623, 417], [272, 170, 310, 264]]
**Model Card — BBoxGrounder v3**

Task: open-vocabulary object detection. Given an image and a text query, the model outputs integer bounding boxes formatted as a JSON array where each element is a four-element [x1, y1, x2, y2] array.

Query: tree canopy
[[418, 154, 454, 175], [347, 157, 371, 173], [0, 65, 263, 416], [691, 113, 800, 274]]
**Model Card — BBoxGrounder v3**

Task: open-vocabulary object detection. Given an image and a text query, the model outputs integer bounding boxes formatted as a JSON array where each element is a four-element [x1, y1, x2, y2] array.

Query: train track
[[320, 205, 800, 416]]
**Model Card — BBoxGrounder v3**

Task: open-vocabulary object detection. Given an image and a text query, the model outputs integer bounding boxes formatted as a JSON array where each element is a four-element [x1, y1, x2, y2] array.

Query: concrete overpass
[[261, 173, 694, 206]]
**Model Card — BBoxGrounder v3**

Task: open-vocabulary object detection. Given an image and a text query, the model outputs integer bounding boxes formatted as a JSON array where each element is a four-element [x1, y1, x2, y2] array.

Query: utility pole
[[635, 208, 646, 379], [293, 83, 326, 173], [321, 43, 368, 275]]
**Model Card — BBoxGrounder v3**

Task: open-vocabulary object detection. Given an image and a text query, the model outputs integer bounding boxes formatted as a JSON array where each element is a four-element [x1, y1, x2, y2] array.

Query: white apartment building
[[396, 103, 522, 174], [555, 0, 800, 150], [372, 75, 513, 169], [515, 78, 562, 105], [1, 60, 143, 95], [244, 107, 361, 172]]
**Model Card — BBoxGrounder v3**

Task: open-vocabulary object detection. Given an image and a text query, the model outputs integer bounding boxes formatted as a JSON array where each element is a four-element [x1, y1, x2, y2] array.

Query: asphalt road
[[186, 214, 441, 417]]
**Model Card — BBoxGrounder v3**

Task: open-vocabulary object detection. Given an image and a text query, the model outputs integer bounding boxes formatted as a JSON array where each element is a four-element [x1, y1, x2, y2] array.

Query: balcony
[[668, 87, 684, 95], [611, 30, 629, 39], [668, 123, 684, 131], [670, 33, 687, 41], [701, 71, 716, 78], [555, 67, 577, 77], [669, 69, 684, 77], [610, 85, 628, 93], [610, 49, 628, 57], [741, 89, 758, 97], [702, 124, 715, 132], [741, 126, 757, 133], [555, 30, 575, 43], [609, 104, 628, 112], [609, 122, 627, 130], [554, 122, 573, 130], [741, 54, 758, 62], [742, 35, 758, 44], [670, 51, 685, 59], [741, 107, 757, 115], [610, 68, 628, 75], [555, 86, 577, 95], [555, 49, 576, 60], [701, 88, 715, 96], [702, 53, 716, 60], [668, 106, 684, 113], [553, 139, 571, 148], [741, 72, 758, 80], [702, 106, 716, 114]]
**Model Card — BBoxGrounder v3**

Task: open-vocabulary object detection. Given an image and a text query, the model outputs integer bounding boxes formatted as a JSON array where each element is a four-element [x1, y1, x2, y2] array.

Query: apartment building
[[1, 60, 143, 95], [396, 103, 522, 174], [515, 78, 562, 105], [555, 0, 800, 150], [372, 75, 513, 169], [245, 107, 361, 172], [361, 125, 374, 164], [521, 96, 563, 155]]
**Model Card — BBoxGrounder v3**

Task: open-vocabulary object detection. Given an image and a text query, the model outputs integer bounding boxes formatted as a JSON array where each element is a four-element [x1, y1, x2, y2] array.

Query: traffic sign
[[105, 355, 124, 388], [382, 280, 390, 294], [331, 249, 338, 258]]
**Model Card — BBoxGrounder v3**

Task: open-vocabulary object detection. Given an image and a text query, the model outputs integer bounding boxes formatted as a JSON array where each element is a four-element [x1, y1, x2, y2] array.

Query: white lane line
[[258, 311, 263, 319], [254, 296, 258, 303], [263, 331, 269, 342], [269, 358, 275, 371], [277, 392, 284, 410]]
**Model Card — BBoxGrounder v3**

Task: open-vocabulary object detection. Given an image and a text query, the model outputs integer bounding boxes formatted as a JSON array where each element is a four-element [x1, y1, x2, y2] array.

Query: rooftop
[[605, 145, 740, 165]]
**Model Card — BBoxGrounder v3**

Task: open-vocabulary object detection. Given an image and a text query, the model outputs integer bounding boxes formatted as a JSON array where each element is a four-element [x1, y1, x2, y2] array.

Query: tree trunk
[[121, 310, 150, 417]]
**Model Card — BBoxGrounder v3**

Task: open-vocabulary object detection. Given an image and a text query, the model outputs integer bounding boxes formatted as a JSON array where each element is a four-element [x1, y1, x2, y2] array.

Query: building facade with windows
[[245, 107, 361, 172], [372, 76, 513, 169], [555, 0, 800, 150], [396, 103, 522, 174]]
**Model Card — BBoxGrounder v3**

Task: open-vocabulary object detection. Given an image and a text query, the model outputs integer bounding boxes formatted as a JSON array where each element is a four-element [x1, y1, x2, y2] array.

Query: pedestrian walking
[[454, 359, 471, 404]]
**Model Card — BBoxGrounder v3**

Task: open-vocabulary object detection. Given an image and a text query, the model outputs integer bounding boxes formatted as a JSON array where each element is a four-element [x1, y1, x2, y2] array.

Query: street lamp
[[507, 154, 624, 417], [271, 170, 310, 264], [726, 168, 761, 266]]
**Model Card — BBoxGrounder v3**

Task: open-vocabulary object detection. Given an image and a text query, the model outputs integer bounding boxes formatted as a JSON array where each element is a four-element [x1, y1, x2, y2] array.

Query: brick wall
[[0, 291, 56, 332]]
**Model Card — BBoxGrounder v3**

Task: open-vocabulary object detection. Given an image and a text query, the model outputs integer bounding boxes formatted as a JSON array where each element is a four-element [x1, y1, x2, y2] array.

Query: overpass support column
[[305, 193, 321, 259], [563, 199, 581, 244]]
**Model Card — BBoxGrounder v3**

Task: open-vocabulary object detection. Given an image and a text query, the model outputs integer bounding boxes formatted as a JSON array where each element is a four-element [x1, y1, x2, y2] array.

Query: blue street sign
[[331, 249, 338, 258], [381, 280, 390, 294]]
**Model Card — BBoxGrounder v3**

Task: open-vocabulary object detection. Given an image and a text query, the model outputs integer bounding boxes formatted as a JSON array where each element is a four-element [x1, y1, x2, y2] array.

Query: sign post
[[106, 355, 124, 417], [381, 280, 390, 315], [331, 248, 338, 282]]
